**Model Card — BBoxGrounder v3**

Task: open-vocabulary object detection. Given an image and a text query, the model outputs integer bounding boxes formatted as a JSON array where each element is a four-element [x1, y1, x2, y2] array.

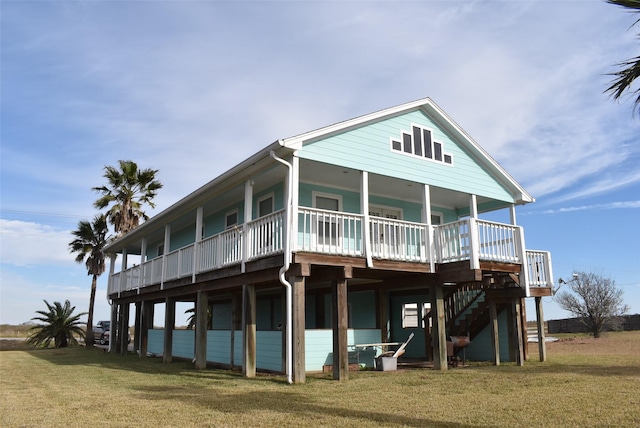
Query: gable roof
[[105, 97, 533, 253], [280, 97, 533, 204]]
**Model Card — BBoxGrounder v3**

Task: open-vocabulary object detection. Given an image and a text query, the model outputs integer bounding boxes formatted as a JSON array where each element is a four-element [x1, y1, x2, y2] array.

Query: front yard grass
[[1, 331, 639, 427]]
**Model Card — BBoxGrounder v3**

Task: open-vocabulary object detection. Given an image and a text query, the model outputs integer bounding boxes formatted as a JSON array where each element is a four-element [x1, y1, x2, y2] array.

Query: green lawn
[[1, 331, 639, 427]]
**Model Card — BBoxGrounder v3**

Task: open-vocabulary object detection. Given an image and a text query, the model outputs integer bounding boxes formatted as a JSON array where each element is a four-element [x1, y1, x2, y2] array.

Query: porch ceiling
[[299, 159, 484, 210]]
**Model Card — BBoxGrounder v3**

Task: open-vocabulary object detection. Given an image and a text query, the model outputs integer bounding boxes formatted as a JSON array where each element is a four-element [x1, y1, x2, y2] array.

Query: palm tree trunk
[[86, 274, 97, 347]]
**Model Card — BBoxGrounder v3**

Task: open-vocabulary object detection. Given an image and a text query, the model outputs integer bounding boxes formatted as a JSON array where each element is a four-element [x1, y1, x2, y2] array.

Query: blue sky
[[1, 0, 639, 326]]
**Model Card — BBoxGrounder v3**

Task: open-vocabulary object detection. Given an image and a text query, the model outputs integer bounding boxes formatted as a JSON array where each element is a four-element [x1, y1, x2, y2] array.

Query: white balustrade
[[526, 250, 553, 288], [297, 208, 363, 256], [108, 208, 550, 294], [247, 210, 285, 261], [476, 219, 521, 263], [369, 217, 428, 262]]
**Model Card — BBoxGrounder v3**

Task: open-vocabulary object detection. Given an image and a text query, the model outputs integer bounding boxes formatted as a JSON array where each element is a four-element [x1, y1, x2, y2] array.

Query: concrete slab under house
[[103, 97, 554, 383]]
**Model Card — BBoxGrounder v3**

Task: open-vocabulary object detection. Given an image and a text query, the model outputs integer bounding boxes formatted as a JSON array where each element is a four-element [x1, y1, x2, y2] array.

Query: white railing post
[[516, 226, 530, 296], [468, 218, 481, 269]]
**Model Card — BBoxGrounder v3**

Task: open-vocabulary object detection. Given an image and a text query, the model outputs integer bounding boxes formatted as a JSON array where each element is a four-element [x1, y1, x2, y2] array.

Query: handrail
[[297, 207, 364, 256], [107, 210, 551, 295]]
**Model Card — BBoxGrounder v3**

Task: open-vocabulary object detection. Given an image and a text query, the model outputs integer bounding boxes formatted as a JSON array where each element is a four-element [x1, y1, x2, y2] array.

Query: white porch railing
[[369, 217, 428, 262], [247, 210, 285, 261], [108, 210, 549, 295], [525, 250, 554, 288], [297, 207, 363, 256], [434, 218, 523, 265], [165, 244, 195, 281]]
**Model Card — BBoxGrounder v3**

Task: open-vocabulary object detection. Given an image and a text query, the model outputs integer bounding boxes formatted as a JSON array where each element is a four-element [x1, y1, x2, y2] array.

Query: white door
[[314, 194, 342, 252], [369, 207, 402, 258]]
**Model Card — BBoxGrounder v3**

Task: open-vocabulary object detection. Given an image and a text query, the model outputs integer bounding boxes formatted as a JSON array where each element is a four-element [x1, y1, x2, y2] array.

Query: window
[[402, 303, 419, 328], [402, 302, 431, 328], [391, 124, 453, 165], [430, 212, 443, 225], [257, 194, 274, 217], [157, 244, 164, 257], [225, 210, 238, 229]]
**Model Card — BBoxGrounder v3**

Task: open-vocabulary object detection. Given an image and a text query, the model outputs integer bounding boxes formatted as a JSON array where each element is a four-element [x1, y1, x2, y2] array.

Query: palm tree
[[606, 0, 640, 115], [27, 300, 87, 348], [184, 305, 213, 330], [69, 214, 110, 347], [93, 160, 163, 236]]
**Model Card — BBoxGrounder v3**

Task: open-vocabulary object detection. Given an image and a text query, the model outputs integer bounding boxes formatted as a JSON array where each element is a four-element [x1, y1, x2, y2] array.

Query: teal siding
[[173, 330, 195, 359], [350, 290, 376, 329], [207, 330, 232, 364], [253, 183, 285, 217], [297, 110, 514, 203], [256, 331, 283, 372], [148, 329, 163, 355], [305, 329, 381, 371], [170, 224, 196, 251], [203, 202, 244, 238], [299, 183, 361, 213]]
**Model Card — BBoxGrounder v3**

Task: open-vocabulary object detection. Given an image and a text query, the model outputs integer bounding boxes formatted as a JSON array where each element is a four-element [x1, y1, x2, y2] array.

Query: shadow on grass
[[471, 361, 640, 378], [130, 386, 477, 428]]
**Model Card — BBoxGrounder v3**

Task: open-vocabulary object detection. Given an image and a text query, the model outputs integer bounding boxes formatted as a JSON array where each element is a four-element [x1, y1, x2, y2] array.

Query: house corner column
[[133, 301, 142, 354], [195, 291, 208, 370], [242, 284, 257, 377], [119, 303, 130, 355], [332, 278, 349, 380], [535, 297, 547, 362], [489, 298, 500, 366], [291, 275, 306, 383], [163, 297, 175, 363]]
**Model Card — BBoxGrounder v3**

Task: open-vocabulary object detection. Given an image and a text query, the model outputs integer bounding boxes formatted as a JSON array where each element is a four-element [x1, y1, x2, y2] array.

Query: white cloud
[[522, 200, 640, 215], [0, 219, 76, 267]]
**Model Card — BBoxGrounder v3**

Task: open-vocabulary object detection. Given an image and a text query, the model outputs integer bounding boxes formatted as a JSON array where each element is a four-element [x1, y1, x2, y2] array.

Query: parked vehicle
[[91, 320, 110, 344], [99, 329, 132, 345]]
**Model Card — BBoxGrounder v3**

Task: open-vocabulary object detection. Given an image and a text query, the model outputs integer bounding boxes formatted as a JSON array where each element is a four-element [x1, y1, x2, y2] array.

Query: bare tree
[[556, 271, 629, 338]]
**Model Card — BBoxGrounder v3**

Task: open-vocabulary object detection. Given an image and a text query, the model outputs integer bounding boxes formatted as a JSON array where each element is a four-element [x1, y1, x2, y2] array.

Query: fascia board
[[420, 101, 535, 205], [281, 97, 432, 148]]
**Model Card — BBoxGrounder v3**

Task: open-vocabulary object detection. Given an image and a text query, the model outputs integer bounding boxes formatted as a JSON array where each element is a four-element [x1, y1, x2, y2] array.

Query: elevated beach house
[[104, 98, 553, 383]]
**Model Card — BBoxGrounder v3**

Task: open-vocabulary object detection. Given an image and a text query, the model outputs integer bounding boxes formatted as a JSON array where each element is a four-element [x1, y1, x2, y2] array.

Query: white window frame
[[430, 211, 444, 225], [225, 209, 239, 229], [257, 193, 275, 218], [389, 123, 454, 166]]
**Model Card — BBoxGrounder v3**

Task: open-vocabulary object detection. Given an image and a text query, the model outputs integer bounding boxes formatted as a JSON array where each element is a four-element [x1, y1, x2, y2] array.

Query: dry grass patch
[[1, 331, 639, 427]]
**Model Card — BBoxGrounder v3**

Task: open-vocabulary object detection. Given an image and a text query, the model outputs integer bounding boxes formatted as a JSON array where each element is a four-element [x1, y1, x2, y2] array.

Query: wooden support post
[[376, 288, 389, 343], [430, 283, 447, 370], [535, 297, 547, 362], [119, 303, 130, 355], [242, 284, 256, 378], [332, 278, 349, 381], [489, 299, 500, 366], [521, 298, 529, 361], [133, 302, 142, 354], [195, 291, 208, 370], [292, 275, 306, 383], [140, 301, 153, 358], [109, 303, 118, 353], [512, 299, 524, 366], [163, 297, 175, 363]]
